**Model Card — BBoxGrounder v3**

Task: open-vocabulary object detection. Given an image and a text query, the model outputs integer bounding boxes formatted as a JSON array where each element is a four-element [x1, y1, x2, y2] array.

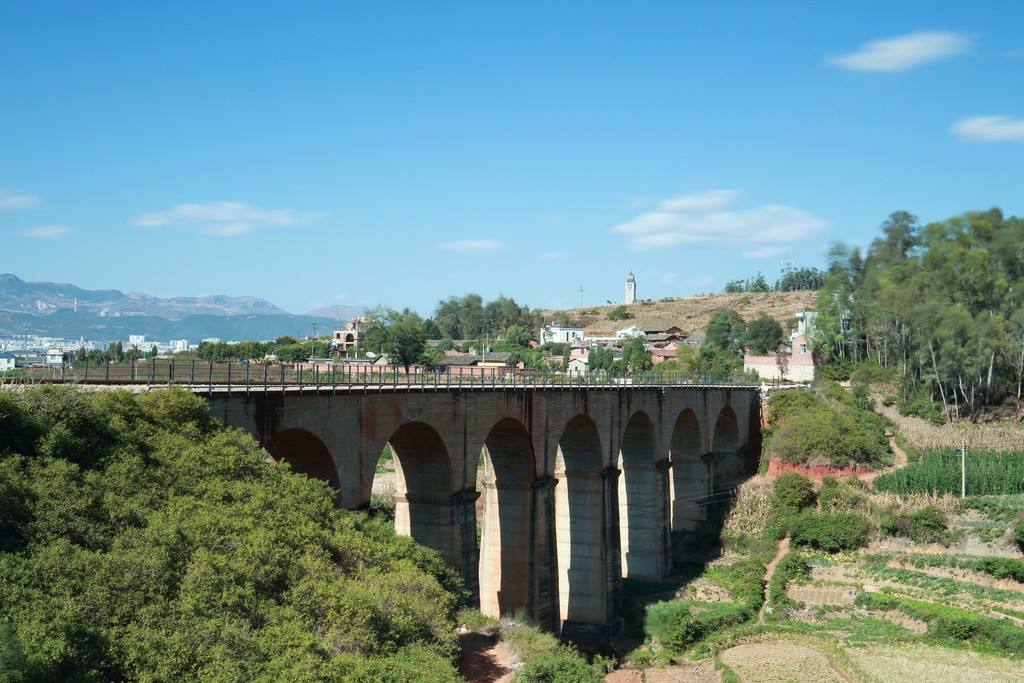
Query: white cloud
[[951, 115, 1024, 142], [658, 273, 678, 285], [133, 201, 321, 236], [537, 250, 567, 261], [742, 246, 789, 259], [0, 189, 39, 209], [440, 239, 504, 253], [613, 189, 826, 251], [21, 225, 71, 239], [829, 31, 970, 72]]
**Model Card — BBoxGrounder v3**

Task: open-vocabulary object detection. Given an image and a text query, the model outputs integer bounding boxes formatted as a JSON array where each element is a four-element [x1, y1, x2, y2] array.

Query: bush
[[608, 305, 632, 321], [898, 395, 945, 425], [768, 552, 808, 611], [771, 473, 816, 515], [516, 648, 605, 683], [880, 506, 950, 544], [882, 395, 897, 407], [857, 594, 1024, 657], [332, 645, 462, 682], [1015, 519, 1024, 551], [0, 387, 464, 680], [819, 360, 852, 382], [849, 364, 897, 385], [818, 477, 866, 512], [644, 601, 749, 654], [789, 510, 869, 552]]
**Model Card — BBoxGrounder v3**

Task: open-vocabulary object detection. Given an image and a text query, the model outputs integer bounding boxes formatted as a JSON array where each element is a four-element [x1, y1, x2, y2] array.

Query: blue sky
[[2, 2, 1022, 315]]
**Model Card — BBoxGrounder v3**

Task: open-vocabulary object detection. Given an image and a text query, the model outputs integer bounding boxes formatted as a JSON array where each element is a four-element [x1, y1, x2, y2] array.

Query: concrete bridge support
[[205, 385, 759, 637]]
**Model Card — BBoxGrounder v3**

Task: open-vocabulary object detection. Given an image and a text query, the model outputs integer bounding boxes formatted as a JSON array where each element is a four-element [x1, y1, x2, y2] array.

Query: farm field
[[616, 480, 1024, 683]]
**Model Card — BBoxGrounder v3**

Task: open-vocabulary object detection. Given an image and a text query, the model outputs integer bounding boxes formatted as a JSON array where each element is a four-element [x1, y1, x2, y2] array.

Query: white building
[[566, 356, 589, 376], [624, 271, 636, 305], [128, 334, 146, 348], [540, 325, 585, 345], [45, 348, 64, 366], [170, 339, 190, 353], [0, 353, 15, 372], [615, 324, 643, 339]]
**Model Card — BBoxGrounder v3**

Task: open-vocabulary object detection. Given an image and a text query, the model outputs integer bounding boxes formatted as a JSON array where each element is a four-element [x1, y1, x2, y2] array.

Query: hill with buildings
[[545, 290, 817, 337]]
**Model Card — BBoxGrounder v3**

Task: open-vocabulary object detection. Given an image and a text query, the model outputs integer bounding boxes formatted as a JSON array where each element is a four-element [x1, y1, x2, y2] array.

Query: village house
[[743, 311, 817, 382]]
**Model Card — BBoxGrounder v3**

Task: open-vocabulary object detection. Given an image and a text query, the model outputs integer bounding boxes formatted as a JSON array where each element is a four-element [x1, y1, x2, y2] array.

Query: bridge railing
[[1, 359, 771, 391]]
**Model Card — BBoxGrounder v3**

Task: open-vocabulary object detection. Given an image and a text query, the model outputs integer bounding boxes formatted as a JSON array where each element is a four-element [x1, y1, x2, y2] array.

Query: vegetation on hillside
[[0, 386, 465, 681], [763, 383, 892, 468]]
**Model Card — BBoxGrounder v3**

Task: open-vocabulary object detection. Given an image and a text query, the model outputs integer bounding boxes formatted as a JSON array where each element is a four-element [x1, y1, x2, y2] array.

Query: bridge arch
[[478, 418, 535, 618], [386, 421, 457, 563], [555, 415, 616, 628], [617, 411, 669, 578], [669, 409, 706, 533], [265, 428, 340, 492], [713, 405, 746, 487], [713, 406, 739, 454]]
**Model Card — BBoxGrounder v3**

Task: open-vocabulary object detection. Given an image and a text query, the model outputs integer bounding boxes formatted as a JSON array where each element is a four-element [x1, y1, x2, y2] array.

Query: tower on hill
[[624, 271, 636, 305]]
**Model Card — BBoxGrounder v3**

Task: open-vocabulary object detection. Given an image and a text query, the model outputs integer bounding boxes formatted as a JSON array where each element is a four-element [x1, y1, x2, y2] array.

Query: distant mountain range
[[0, 274, 365, 342]]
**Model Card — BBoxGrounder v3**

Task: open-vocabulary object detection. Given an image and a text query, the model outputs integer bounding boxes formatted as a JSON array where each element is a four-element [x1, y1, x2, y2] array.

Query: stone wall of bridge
[[206, 386, 760, 635]]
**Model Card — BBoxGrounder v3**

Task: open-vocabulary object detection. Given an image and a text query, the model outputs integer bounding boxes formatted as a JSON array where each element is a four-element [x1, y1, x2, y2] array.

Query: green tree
[[363, 308, 431, 371], [705, 309, 746, 354], [743, 314, 785, 354], [622, 338, 651, 373]]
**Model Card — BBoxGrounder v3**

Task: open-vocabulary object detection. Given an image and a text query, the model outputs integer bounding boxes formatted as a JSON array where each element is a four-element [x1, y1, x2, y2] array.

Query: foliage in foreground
[[0, 386, 463, 682]]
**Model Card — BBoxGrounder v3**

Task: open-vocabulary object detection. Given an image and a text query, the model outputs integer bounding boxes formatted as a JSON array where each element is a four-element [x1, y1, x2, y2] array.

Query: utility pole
[[961, 439, 967, 499], [578, 284, 584, 308]]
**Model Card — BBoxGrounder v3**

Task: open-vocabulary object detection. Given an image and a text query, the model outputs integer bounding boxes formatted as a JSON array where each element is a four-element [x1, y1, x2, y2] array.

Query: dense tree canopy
[[0, 387, 463, 682], [433, 294, 540, 340], [813, 208, 1024, 420], [743, 313, 785, 355]]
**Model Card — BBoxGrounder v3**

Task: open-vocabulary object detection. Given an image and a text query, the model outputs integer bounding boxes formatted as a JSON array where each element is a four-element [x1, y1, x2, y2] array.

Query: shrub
[[768, 552, 808, 611], [849, 363, 897, 385], [819, 360, 852, 381], [771, 473, 816, 515], [898, 395, 945, 425], [644, 601, 749, 654], [1015, 519, 1024, 552], [818, 477, 866, 512], [608, 305, 632, 321], [880, 506, 950, 544], [332, 645, 462, 683], [857, 594, 1024, 657], [882, 395, 897, 407], [516, 648, 605, 683], [789, 510, 869, 552], [764, 390, 825, 425], [0, 387, 465, 680]]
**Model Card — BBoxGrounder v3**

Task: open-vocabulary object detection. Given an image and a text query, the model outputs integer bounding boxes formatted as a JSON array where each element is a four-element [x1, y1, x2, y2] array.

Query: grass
[[846, 642, 1024, 683]]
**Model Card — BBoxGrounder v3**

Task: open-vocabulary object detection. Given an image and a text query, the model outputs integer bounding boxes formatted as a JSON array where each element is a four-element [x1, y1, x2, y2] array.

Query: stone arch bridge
[[207, 384, 761, 636]]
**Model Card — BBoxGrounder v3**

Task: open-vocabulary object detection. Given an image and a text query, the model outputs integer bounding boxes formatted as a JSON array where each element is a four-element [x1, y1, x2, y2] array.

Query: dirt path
[[757, 536, 790, 625], [888, 432, 908, 468], [457, 632, 515, 683]]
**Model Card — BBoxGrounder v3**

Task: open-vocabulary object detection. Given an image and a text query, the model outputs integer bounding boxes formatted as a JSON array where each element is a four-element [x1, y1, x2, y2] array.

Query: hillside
[[544, 290, 817, 336]]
